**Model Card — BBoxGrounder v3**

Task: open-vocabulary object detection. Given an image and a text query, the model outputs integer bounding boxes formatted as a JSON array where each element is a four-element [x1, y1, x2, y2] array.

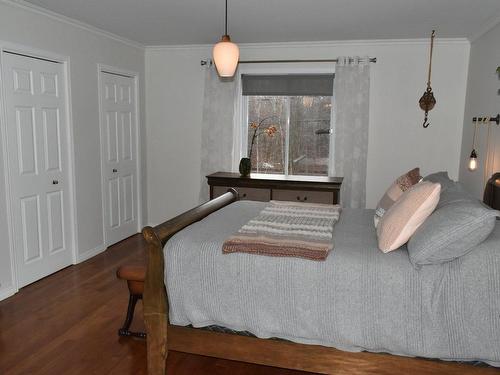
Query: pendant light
[[468, 149, 478, 171], [468, 118, 479, 171], [213, 0, 239, 77]]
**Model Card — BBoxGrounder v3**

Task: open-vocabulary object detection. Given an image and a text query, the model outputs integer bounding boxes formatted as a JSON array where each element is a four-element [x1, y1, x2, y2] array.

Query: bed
[[142, 190, 500, 374]]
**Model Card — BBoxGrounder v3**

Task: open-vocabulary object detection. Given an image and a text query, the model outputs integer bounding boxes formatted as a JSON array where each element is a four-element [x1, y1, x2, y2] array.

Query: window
[[241, 74, 334, 176]]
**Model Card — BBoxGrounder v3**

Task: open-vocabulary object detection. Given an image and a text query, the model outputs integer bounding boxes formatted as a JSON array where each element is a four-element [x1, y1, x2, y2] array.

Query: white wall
[[146, 39, 470, 225], [459, 23, 500, 198], [0, 1, 146, 299]]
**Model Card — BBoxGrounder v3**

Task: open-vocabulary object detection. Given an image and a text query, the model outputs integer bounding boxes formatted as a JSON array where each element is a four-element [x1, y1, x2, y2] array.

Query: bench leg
[[118, 294, 146, 338]]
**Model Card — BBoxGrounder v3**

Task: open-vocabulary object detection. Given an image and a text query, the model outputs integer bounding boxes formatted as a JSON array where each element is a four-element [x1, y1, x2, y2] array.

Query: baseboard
[[0, 285, 17, 301], [76, 243, 106, 263]]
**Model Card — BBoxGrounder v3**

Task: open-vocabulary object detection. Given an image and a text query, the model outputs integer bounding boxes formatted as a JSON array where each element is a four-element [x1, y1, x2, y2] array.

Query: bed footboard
[[141, 189, 238, 375]]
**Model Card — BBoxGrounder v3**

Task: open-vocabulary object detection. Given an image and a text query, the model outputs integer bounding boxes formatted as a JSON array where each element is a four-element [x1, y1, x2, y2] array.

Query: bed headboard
[[484, 173, 500, 210]]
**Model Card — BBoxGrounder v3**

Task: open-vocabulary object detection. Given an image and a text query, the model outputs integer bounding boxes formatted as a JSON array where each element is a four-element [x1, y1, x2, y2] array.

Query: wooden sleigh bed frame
[[141, 190, 488, 375]]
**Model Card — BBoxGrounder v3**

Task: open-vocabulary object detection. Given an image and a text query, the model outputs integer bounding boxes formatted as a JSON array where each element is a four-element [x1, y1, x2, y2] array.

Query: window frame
[[237, 63, 336, 177]]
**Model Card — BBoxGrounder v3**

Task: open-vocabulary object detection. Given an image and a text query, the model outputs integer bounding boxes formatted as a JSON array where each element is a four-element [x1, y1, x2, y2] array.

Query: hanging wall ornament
[[419, 30, 436, 128]]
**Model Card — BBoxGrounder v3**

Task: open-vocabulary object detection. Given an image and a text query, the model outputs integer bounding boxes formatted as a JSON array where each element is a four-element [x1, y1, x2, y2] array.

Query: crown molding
[[469, 13, 500, 42], [145, 37, 469, 51], [146, 44, 211, 52], [242, 38, 470, 48], [1, 0, 144, 50]]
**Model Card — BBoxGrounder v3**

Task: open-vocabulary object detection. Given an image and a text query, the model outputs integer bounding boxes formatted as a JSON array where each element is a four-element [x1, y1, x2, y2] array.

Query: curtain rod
[[200, 57, 377, 66]]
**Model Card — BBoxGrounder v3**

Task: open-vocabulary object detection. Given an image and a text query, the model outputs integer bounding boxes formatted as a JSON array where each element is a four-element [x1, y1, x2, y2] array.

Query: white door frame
[[97, 64, 142, 247], [0, 41, 78, 296]]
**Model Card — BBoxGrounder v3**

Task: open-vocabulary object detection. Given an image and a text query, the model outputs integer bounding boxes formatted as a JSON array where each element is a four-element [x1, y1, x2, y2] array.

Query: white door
[[99, 71, 138, 246], [2, 52, 73, 288]]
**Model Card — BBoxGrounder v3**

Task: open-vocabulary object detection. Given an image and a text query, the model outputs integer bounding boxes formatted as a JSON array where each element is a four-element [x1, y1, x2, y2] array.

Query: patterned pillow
[[377, 181, 441, 253], [374, 168, 421, 227]]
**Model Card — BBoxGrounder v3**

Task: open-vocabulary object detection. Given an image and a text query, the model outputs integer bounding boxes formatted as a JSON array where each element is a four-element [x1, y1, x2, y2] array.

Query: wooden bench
[[116, 265, 147, 338]]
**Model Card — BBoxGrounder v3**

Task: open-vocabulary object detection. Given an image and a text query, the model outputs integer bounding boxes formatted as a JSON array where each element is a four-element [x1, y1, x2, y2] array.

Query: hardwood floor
[[0, 235, 309, 375], [0, 234, 497, 375]]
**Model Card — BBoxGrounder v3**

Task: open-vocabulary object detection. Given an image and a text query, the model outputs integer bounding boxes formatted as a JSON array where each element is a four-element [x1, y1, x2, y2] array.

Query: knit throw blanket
[[222, 201, 342, 261]]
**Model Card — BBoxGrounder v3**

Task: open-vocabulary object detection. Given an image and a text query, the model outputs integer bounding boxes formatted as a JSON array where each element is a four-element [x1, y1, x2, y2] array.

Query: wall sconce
[[468, 118, 479, 171], [468, 149, 478, 171], [468, 114, 500, 173]]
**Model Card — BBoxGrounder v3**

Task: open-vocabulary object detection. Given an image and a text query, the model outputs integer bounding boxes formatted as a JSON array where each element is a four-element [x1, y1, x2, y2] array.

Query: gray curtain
[[199, 66, 238, 202], [331, 57, 370, 208]]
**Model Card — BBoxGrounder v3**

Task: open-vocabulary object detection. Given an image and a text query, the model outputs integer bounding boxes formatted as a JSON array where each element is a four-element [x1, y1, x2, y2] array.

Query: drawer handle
[[242, 193, 247, 198], [296, 196, 300, 201], [304, 196, 307, 201]]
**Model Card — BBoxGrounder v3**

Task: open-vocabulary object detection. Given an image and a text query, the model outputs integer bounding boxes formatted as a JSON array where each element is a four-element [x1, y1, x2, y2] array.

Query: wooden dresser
[[207, 172, 343, 204]]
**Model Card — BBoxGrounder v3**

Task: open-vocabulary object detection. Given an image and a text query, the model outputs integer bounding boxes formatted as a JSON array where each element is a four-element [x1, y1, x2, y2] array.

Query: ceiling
[[21, 0, 500, 45]]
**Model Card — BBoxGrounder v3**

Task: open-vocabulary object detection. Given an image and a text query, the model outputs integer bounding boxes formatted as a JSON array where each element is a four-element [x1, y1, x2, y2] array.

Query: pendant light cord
[[472, 118, 478, 149], [225, 0, 228, 35], [484, 119, 492, 187]]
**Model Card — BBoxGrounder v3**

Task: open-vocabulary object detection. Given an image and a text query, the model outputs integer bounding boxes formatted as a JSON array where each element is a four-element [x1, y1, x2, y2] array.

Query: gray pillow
[[407, 200, 499, 266], [424, 172, 473, 208], [423, 171, 455, 192]]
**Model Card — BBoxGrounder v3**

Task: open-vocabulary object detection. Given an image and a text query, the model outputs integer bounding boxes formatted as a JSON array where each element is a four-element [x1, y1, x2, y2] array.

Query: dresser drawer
[[272, 189, 334, 204], [212, 186, 271, 202]]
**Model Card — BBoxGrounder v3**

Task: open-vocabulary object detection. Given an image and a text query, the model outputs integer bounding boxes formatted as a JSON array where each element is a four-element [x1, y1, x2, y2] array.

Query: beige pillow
[[377, 181, 441, 253], [374, 168, 421, 227]]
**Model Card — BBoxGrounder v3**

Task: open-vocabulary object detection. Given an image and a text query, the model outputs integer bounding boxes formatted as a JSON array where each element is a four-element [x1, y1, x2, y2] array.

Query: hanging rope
[[419, 30, 436, 128], [427, 30, 435, 89]]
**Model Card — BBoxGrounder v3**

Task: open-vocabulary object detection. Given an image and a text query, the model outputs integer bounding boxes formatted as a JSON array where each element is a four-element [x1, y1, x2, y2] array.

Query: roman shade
[[241, 74, 334, 96]]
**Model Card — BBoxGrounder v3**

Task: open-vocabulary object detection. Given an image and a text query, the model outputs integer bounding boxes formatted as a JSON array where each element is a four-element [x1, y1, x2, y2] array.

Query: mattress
[[164, 201, 500, 366]]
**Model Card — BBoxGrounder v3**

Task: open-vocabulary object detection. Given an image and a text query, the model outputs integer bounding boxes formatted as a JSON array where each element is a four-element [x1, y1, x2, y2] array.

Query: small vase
[[239, 157, 251, 177]]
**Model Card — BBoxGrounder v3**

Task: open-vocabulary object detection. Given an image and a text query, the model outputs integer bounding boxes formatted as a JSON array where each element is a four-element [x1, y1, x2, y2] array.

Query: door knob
[[52, 180, 59, 185], [112, 168, 118, 173]]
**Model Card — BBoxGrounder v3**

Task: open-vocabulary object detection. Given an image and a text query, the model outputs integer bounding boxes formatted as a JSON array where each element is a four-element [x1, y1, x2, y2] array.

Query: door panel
[[121, 112, 132, 161], [20, 195, 42, 262], [2, 52, 73, 288], [13, 68, 33, 94], [106, 111, 119, 163], [119, 85, 131, 104], [40, 72, 58, 96], [108, 177, 120, 228], [121, 174, 134, 223], [42, 108, 61, 172], [47, 190, 65, 253], [100, 71, 139, 246], [105, 82, 116, 102], [16, 107, 37, 175]]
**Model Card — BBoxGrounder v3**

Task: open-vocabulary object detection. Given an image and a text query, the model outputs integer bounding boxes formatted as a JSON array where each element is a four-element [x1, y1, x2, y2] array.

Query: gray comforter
[[164, 201, 500, 365]]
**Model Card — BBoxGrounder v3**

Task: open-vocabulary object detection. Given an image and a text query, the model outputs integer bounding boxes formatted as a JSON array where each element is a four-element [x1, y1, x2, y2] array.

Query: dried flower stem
[[248, 116, 278, 160]]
